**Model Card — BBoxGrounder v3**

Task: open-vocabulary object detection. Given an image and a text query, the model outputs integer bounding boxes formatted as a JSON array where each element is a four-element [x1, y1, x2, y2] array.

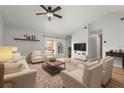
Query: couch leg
[[102, 85, 106, 88], [63, 86, 65, 88], [110, 78, 111, 81]]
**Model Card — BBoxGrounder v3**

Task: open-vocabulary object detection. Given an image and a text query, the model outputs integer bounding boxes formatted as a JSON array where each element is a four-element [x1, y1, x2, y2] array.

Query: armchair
[[0, 63, 14, 88], [31, 50, 45, 63], [61, 62, 102, 88], [101, 57, 114, 86], [3, 52, 37, 88], [4, 69, 37, 88]]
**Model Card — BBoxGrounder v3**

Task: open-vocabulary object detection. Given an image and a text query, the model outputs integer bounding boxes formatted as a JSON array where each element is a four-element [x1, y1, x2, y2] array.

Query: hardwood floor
[[106, 67, 124, 88]]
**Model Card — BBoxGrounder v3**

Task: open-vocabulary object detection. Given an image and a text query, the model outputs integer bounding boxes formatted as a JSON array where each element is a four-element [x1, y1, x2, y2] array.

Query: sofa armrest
[[4, 69, 36, 80], [21, 56, 26, 60], [61, 70, 87, 88], [17, 59, 29, 70], [4, 69, 37, 88]]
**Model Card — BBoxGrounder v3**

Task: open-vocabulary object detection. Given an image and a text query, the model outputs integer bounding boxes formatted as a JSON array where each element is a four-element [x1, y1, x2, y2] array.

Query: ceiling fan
[[36, 5, 62, 21]]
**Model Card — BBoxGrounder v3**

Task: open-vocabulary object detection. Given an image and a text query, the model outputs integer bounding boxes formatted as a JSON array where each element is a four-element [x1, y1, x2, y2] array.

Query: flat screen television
[[74, 43, 86, 51]]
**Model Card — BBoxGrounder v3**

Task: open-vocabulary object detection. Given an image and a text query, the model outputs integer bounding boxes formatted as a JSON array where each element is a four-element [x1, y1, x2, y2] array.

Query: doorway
[[45, 38, 65, 58], [46, 40, 55, 53]]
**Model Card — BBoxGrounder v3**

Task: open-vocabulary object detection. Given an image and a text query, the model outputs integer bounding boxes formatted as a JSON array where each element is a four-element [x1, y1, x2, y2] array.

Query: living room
[[0, 4, 124, 89]]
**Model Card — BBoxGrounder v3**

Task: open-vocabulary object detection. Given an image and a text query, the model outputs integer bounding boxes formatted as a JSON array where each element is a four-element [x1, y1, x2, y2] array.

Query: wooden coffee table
[[42, 60, 66, 75]]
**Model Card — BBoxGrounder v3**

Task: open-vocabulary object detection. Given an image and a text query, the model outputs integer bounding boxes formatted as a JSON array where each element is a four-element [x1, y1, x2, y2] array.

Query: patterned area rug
[[29, 63, 63, 88], [29, 63, 124, 88]]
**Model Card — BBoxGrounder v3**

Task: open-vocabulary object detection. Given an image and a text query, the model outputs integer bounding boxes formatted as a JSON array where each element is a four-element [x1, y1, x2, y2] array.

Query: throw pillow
[[12, 52, 22, 62]]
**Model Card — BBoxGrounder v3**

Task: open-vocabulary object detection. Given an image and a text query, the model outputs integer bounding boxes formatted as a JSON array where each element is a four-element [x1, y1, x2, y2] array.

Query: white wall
[[4, 26, 70, 57], [71, 27, 88, 60], [0, 7, 4, 45], [91, 12, 124, 68]]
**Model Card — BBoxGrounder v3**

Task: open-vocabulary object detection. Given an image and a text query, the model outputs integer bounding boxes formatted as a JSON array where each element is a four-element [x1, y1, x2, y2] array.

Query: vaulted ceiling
[[1, 5, 124, 35]]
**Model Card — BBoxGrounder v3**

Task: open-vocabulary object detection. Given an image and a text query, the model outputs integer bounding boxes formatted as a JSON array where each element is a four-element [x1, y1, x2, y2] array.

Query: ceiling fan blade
[[51, 6, 61, 13], [36, 13, 47, 15], [53, 14, 62, 19], [40, 5, 48, 12]]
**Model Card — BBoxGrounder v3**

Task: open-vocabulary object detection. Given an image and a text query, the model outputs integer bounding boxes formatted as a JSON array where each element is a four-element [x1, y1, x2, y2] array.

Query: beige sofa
[[61, 61, 103, 88], [4, 52, 37, 88]]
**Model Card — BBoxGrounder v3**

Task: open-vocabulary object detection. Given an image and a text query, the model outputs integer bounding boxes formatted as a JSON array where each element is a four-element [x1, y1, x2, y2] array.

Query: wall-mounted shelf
[[14, 38, 40, 41]]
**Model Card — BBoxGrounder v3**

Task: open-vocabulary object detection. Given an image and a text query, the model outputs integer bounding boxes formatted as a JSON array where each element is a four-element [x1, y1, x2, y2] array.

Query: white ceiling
[[1, 5, 124, 35]]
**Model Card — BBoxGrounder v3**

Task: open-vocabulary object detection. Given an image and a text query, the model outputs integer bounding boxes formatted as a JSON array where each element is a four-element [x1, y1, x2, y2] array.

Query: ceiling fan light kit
[[36, 5, 62, 21], [47, 12, 53, 17]]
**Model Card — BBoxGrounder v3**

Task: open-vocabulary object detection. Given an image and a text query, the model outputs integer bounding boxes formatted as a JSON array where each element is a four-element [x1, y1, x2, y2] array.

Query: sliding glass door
[[56, 41, 64, 55], [45, 38, 65, 58]]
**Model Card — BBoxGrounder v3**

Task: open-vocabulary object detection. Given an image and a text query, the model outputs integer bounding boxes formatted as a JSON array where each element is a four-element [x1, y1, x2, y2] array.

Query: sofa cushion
[[32, 51, 41, 56], [62, 68, 83, 83], [4, 62, 22, 74], [85, 60, 100, 68], [32, 56, 43, 59], [12, 52, 22, 62]]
